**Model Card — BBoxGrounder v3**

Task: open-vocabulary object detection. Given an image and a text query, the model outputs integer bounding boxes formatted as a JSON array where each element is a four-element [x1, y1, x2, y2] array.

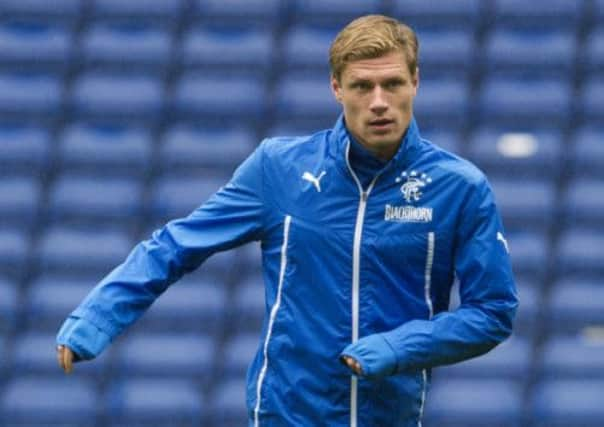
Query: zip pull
[[361, 191, 368, 202]]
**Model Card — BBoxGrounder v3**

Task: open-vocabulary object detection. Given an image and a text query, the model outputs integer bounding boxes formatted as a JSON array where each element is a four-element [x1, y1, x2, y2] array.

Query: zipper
[[344, 140, 382, 427]]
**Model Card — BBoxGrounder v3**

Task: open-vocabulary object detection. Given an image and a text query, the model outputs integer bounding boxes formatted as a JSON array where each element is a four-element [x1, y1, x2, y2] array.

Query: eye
[[385, 80, 403, 89], [352, 81, 371, 91]]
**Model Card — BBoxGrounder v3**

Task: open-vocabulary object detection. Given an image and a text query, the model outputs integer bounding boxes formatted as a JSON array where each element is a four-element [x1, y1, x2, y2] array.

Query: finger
[[62, 347, 74, 374], [57, 345, 65, 371]]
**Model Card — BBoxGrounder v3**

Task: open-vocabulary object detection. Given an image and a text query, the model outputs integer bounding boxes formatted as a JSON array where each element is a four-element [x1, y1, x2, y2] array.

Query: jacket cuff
[[340, 333, 398, 378], [56, 315, 112, 361]]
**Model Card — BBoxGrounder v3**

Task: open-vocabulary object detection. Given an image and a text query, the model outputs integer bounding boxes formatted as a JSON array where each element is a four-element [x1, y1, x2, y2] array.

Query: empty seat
[[504, 231, 549, 278], [47, 174, 143, 225], [416, 29, 474, 79], [0, 277, 18, 333], [413, 78, 469, 128], [547, 277, 604, 333], [532, 379, 604, 427], [160, 125, 254, 172], [194, 0, 284, 27], [425, 379, 523, 427], [0, 176, 41, 228], [91, 0, 183, 23], [479, 78, 572, 126], [421, 128, 462, 154], [26, 275, 102, 331], [392, 0, 482, 29], [172, 75, 266, 123], [584, 28, 604, 75], [0, 0, 83, 22], [490, 179, 555, 230], [181, 27, 273, 75], [80, 23, 171, 71], [281, 26, 338, 76], [0, 21, 72, 71], [0, 124, 50, 175], [222, 332, 260, 377], [37, 227, 132, 275], [436, 336, 531, 380], [71, 73, 163, 121], [0, 73, 62, 118], [555, 229, 604, 276], [0, 229, 28, 277], [492, 0, 584, 29], [58, 122, 151, 176], [579, 77, 604, 123], [114, 333, 215, 377], [484, 29, 574, 78], [107, 378, 203, 426], [1, 376, 99, 426], [150, 175, 226, 221], [293, 0, 382, 26], [513, 281, 539, 337], [138, 275, 228, 332], [570, 126, 604, 178], [468, 128, 562, 178], [561, 178, 604, 228], [231, 275, 265, 332], [541, 334, 604, 378], [209, 378, 248, 426], [274, 76, 339, 129]]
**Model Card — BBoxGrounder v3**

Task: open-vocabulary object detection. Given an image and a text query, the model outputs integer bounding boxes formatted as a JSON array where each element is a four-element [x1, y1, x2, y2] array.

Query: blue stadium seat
[[274, 75, 340, 129], [181, 27, 273, 76], [414, 78, 469, 128], [58, 123, 151, 176], [570, 126, 604, 178], [159, 125, 255, 173], [541, 334, 604, 378], [0, 229, 28, 277], [490, 179, 555, 230], [436, 336, 531, 380], [514, 281, 539, 337], [138, 275, 228, 333], [231, 275, 264, 332], [12, 331, 110, 377], [106, 378, 203, 426], [579, 77, 604, 124], [114, 333, 215, 378], [172, 74, 266, 123], [209, 378, 248, 426], [0, 0, 83, 22], [532, 379, 604, 427], [0, 176, 41, 228], [555, 229, 604, 276], [80, 23, 171, 71], [0, 277, 18, 333], [595, 0, 604, 25], [150, 175, 226, 222], [194, 0, 284, 27], [0, 21, 72, 71], [71, 73, 163, 121], [0, 124, 50, 175], [505, 231, 549, 279], [479, 77, 572, 126], [36, 227, 132, 275], [0, 73, 62, 119], [25, 275, 99, 331], [47, 174, 143, 226], [562, 178, 604, 228], [492, 0, 584, 29], [416, 29, 474, 79], [582, 28, 604, 75], [222, 332, 259, 377], [91, 0, 183, 23], [467, 127, 562, 178], [419, 128, 462, 154], [293, 0, 382, 26], [484, 29, 574, 78], [281, 25, 337, 76], [0, 376, 99, 426], [547, 277, 604, 333], [425, 379, 523, 427], [392, 0, 482, 29]]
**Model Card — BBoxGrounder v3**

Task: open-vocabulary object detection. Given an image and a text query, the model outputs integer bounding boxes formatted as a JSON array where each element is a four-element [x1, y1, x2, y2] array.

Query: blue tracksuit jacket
[[57, 116, 518, 427]]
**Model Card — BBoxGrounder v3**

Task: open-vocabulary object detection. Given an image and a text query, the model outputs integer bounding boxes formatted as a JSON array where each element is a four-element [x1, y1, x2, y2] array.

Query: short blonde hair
[[329, 15, 419, 82]]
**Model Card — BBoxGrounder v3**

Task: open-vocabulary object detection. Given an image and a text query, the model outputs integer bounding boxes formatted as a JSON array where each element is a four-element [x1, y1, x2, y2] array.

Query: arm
[[56, 142, 267, 366], [341, 179, 518, 377]]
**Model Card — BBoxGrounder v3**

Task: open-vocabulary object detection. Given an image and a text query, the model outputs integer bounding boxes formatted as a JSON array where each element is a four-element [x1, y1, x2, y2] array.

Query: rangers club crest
[[395, 170, 432, 203]]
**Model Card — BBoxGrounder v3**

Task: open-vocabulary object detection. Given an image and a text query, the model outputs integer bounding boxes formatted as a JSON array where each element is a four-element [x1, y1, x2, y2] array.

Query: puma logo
[[497, 232, 509, 253], [302, 171, 326, 192]]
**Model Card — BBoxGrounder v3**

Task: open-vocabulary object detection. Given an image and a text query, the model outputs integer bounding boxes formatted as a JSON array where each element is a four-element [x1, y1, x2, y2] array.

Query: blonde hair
[[329, 15, 419, 82]]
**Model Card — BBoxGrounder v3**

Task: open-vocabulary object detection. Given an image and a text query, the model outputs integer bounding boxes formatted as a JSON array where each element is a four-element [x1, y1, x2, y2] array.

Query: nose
[[369, 86, 388, 115]]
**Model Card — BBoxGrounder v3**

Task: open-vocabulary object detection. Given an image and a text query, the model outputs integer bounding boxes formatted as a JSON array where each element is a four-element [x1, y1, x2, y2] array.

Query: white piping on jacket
[[418, 231, 435, 427], [254, 215, 292, 427]]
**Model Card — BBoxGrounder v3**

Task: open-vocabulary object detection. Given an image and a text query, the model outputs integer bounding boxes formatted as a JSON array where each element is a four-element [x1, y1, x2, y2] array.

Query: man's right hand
[[56, 345, 75, 374]]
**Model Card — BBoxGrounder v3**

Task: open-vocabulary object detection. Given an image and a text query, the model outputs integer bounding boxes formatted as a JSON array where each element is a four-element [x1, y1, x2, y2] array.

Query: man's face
[[331, 51, 419, 160]]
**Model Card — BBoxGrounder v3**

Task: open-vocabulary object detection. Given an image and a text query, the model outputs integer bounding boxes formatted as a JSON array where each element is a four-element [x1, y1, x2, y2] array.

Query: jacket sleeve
[[341, 177, 518, 377], [56, 141, 267, 360]]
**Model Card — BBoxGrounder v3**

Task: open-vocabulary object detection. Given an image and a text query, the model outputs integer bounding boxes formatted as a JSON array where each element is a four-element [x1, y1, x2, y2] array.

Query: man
[[57, 15, 517, 427]]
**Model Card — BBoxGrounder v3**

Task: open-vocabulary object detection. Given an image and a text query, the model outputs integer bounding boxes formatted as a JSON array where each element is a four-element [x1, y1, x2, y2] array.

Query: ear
[[412, 67, 420, 95], [331, 75, 343, 104]]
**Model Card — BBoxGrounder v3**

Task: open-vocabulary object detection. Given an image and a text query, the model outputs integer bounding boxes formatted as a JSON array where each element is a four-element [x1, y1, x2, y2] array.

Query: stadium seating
[[0, 124, 50, 175], [392, 0, 483, 29], [90, 0, 184, 23], [0, 229, 28, 278], [0, 277, 18, 333], [0, 73, 62, 119], [0, 176, 41, 229], [0, 0, 83, 22], [570, 126, 604, 178]]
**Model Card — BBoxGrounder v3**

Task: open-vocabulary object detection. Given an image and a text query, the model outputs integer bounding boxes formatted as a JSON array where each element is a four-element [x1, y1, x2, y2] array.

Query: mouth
[[368, 118, 394, 130]]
